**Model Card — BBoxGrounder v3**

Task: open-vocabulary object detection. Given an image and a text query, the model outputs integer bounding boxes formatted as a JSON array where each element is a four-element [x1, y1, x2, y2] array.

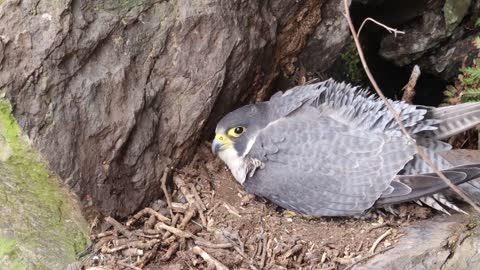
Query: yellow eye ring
[[227, 126, 245, 138]]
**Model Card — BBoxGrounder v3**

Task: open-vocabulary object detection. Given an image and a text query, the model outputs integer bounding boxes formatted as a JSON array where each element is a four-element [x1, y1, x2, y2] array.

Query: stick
[[190, 183, 207, 211], [121, 248, 144, 257], [117, 261, 142, 270], [195, 239, 234, 249], [162, 213, 180, 240], [126, 208, 170, 226], [160, 242, 180, 261], [161, 168, 174, 218], [102, 239, 161, 253], [192, 246, 229, 270], [401, 65, 420, 104], [155, 222, 232, 249], [174, 175, 207, 226], [91, 231, 113, 240], [369, 229, 392, 254], [137, 243, 160, 268], [259, 236, 268, 268], [105, 216, 133, 239], [281, 244, 303, 259], [222, 202, 242, 218], [342, 0, 480, 213], [178, 205, 197, 229], [357, 17, 405, 38]]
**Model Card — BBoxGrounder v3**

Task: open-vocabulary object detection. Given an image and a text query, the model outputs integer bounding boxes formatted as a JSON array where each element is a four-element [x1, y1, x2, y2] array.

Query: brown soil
[[82, 143, 438, 270]]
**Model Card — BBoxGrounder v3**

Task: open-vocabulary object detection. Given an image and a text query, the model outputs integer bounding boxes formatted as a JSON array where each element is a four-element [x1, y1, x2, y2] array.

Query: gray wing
[[244, 106, 416, 216]]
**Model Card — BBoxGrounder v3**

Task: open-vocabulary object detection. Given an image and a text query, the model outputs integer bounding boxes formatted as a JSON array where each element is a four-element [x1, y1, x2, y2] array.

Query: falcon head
[[212, 104, 269, 183]]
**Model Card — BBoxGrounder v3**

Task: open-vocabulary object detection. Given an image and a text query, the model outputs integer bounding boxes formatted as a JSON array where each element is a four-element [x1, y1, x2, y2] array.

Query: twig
[[222, 202, 242, 218], [94, 235, 114, 252], [112, 238, 130, 246], [357, 17, 405, 38], [259, 236, 268, 268], [369, 228, 392, 254], [126, 208, 170, 226], [144, 214, 157, 230], [174, 175, 207, 226], [162, 213, 180, 240], [121, 248, 144, 257], [190, 183, 207, 211], [344, 246, 395, 270], [178, 205, 197, 229], [91, 231, 114, 240], [117, 261, 142, 270], [368, 222, 391, 232], [281, 244, 303, 259], [155, 222, 194, 238], [160, 242, 180, 261], [137, 243, 160, 268], [233, 246, 259, 270], [155, 222, 232, 250], [105, 217, 133, 239], [195, 239, 234, 249], [192, 246, 229, 270], [161, 168, 174, 218], [207, 202, 221, 216], [401, 65, 421, 104], [342, 0, 480, 213], [171, 202, 189, 213], [102, 239, 161, 253]]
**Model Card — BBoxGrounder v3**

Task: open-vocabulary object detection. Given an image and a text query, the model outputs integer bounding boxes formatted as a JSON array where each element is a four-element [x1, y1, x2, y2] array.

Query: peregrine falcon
[[212, 79, 480, 216]]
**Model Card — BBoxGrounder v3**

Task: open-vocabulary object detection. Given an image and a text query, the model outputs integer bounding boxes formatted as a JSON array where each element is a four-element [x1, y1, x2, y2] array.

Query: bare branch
[[357, 17, 405, 38], [401, 65, 421, 104]]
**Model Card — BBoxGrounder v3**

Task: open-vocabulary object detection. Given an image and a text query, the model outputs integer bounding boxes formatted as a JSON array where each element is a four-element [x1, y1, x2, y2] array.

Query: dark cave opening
[[347, 0, 449, 107]]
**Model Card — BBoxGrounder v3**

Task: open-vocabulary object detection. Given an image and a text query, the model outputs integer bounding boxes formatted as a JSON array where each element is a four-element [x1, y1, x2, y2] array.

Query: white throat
[[218, 147, 248, 184]]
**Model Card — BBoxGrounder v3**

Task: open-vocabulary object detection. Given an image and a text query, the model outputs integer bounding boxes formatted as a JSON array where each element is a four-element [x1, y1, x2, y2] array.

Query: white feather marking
[[243, 136, 257, 158], [218, 147, 248, 184]]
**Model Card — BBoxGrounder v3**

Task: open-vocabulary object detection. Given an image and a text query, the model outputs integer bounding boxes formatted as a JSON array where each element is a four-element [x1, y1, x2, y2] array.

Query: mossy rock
[[443, 0, 471, 32], [0, 100, 89, 270]]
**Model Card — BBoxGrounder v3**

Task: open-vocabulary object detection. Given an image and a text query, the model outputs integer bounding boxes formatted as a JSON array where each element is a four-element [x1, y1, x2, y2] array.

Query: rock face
[[0, 0, 351, 217], [353, 215, 480, 270], [378, 0, 479, 81], [0, 100, 88, 269]]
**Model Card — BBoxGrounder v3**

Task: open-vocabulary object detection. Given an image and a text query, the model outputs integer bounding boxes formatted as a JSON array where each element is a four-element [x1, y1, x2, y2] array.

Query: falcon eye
[[227, 126, 245, 138]]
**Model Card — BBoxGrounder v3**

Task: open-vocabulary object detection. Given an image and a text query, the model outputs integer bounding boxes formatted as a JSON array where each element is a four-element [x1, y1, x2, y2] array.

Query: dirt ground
[[82, 142, 446, 270]]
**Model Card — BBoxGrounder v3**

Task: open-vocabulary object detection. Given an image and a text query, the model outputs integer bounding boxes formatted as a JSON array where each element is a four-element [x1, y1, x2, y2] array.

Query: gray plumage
[[212, 79, 480, 217]]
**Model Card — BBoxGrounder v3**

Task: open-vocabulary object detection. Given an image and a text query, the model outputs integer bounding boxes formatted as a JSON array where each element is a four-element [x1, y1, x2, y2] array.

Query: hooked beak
[[212, 133, 230, 155], [212, 139, 222, 155]]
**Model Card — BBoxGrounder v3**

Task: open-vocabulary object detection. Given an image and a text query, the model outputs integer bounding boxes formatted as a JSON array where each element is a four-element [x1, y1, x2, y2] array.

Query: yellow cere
[[215, 133, 233, 144]]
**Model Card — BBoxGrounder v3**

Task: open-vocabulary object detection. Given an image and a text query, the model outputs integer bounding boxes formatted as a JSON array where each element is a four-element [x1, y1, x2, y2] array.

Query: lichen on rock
[[0, 99, 89, 269], [443, 0, 471, 32]]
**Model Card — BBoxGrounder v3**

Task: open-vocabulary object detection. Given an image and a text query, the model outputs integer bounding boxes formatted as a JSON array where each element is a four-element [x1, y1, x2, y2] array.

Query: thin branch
[[401, 65, 421, 104], [357, 17, 405, 38], [369, 228, 392, 254], [342, 0, 480, 213]]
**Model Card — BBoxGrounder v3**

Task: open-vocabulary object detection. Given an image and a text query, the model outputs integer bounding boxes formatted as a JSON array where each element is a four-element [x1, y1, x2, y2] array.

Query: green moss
[[0, 238, 25, 270], [339, 42, 363, 83], [0, 100, 89, 269], [443, 0, 471, 32]]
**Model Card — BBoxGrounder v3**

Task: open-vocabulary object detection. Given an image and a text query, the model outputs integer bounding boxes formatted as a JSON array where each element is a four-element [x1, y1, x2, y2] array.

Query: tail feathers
[[375, 164, 480, 205], [428, 102, 480, 140], [419, 196, 451, 215]]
